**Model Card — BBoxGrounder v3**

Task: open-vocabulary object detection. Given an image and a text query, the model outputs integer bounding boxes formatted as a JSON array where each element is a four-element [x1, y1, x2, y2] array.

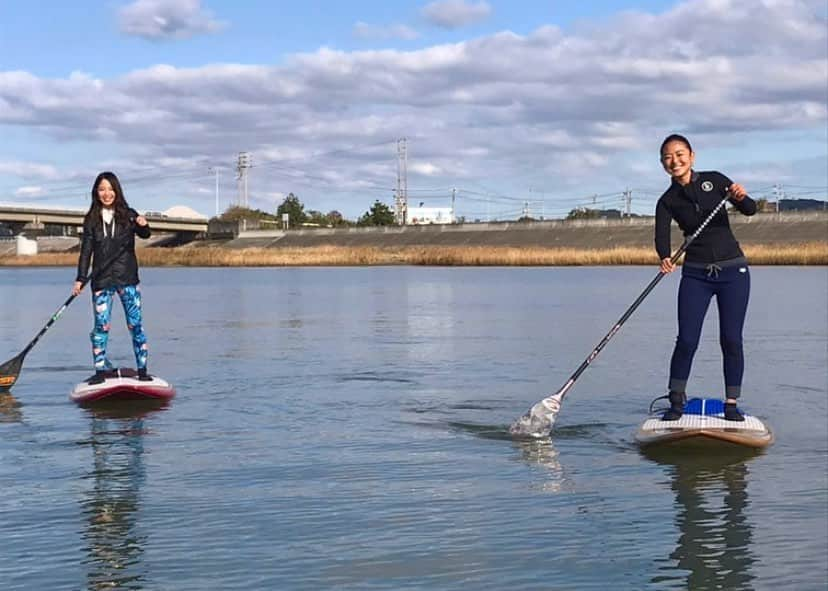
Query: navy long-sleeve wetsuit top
[[654, 170, 757, 264]]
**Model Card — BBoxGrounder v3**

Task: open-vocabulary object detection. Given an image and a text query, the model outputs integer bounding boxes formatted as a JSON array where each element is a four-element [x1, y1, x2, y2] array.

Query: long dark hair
[[84, 171, 132, 228], [660, 133, 693, 156]]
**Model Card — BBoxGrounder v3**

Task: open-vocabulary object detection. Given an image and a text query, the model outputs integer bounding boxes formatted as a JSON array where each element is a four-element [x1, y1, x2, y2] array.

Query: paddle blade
[[0, 353, 24, 393], [509, 392, 564, 438]]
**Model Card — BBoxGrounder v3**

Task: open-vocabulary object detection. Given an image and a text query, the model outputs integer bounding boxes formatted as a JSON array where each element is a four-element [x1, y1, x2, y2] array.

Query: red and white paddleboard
[[70, 368, 176, 404]]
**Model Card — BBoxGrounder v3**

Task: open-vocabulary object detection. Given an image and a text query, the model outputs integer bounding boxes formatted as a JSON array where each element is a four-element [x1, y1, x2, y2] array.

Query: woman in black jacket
[[655, 135, 757, 422], [72, 172, 152, 384]]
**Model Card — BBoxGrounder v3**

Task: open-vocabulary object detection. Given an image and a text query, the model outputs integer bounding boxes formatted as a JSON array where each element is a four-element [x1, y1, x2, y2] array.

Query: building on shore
[[407, 207, 454, 225]]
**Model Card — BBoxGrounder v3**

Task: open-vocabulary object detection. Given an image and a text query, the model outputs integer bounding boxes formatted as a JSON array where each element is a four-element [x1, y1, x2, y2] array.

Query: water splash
[[509, 392, 563, 438]]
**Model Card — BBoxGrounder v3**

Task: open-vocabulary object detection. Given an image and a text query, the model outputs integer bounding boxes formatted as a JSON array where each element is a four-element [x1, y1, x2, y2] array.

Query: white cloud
[[1, 0, 825, 216], [119, 0, 225, 40], [353, 21, 420, 41], [14, 185, 46, 197], [0, 160, 62, 180], [422, 0, 491, 29], [410, 162, 442, 176]]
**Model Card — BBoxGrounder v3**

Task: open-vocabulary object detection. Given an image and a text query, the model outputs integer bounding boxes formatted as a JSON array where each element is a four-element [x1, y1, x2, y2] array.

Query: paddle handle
[[553, 193, 731, 401]]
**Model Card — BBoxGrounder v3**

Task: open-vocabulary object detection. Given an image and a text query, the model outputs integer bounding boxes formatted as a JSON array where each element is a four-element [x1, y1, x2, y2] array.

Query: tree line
[[214, 194, 825, 229], [214, 193, 395, 228]]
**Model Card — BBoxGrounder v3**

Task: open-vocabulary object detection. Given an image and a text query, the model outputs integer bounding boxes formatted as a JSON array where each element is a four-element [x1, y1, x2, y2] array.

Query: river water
[[1, 266, 826, 590]]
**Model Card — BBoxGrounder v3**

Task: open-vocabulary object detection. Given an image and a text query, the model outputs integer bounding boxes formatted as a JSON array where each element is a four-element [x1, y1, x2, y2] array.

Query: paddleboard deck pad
[[635, 397, 773, 449], [70, 368, 176, 403]]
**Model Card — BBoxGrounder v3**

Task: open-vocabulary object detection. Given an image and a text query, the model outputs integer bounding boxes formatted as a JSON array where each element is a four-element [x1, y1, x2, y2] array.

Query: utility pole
[[529, 186, 543, 219], [395, 138, 408, 225], [451, 187, 456, 223], [624, 188, 632, 218], [773, 183, 784, 214], [208, 166, 221, 216], [236, 152, 251, 208]]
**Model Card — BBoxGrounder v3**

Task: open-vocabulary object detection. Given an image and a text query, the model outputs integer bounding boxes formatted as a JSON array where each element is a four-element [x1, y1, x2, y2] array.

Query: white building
[[407, 207, 454, 225]]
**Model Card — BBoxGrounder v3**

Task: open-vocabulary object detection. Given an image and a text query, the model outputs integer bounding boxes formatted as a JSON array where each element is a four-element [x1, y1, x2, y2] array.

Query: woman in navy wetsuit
[[655, 134, 756, 421]]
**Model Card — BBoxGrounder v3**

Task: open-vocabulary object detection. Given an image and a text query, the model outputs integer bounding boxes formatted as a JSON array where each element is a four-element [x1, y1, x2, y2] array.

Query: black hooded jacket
[[76, 208, 151, 290], [655, 170, 756, 264]]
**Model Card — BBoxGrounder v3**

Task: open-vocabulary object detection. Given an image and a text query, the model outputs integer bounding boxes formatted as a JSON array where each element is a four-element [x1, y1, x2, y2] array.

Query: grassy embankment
[[1, 243, 827, 267]]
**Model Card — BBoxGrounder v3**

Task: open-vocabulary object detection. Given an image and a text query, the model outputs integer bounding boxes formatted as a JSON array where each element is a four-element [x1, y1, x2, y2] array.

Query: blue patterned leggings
[[90, 285, 148, 371]]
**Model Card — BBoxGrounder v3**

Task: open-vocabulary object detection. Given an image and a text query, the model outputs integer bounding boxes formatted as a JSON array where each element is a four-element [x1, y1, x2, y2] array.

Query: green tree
[[276, 193, 307, 227], [326, 210, 347, 227], [304, 209, 326, 226], [357, 201, 396, 226], [566, 207, 600, 220], [219, 205, 277, 223]]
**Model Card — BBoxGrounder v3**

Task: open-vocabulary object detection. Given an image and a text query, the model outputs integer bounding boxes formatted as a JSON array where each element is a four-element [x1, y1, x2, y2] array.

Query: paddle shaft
[[19, 292, 79, 359], [551, 193, 732, 403], [0, 238, 131, 389], [25, 239, 134, 356]]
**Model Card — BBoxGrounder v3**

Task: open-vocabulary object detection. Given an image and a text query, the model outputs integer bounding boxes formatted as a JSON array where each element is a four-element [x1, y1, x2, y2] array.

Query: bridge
[[0, 205, 208, 236]]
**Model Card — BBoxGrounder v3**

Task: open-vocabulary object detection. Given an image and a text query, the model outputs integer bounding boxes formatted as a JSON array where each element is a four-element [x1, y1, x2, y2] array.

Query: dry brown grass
[[742, 243, 828, 265], [0, 252, 77, 267], [1, 242, 826, 267]]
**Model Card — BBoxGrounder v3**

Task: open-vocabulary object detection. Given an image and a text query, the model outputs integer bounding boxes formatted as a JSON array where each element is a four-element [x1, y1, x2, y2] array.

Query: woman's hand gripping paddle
[[0, 240, 130, 393], [509, 193, 733, 438]]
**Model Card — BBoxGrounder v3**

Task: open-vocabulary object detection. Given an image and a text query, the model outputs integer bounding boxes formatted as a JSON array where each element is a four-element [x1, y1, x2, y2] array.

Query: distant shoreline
[[1, 243, 826, 267], [2, 210, 825, 267]]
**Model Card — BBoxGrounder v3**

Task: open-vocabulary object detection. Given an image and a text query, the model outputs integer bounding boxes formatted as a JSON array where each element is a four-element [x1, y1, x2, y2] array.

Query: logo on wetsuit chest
[[701, 181, 714, 192]]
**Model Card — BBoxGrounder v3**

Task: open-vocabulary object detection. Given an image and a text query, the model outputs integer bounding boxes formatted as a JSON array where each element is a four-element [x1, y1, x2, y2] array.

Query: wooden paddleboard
[[635, 397, 773, 449], [70, 368, 176, 404]]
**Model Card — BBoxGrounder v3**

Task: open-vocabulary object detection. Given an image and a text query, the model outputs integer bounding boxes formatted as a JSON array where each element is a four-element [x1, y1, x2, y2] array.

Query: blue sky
[[1, 0, 826, 220]]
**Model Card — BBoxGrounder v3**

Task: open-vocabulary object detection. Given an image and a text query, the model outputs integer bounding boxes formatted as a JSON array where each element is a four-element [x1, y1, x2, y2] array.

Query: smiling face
[[96, 178, 116, 208], [660, 139, 695, 185]]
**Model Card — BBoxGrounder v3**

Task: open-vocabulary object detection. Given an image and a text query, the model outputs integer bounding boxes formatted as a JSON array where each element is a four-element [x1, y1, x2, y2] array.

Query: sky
[[0, 0, 826, 220]]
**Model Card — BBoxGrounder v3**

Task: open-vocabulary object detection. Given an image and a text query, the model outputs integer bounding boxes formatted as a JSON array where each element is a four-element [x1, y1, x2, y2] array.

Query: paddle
[[0, 239, 130, 393], [509, 192, 734, 438]]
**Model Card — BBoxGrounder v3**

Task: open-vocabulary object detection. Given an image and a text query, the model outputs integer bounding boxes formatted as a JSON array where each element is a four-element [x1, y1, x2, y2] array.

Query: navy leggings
[[669, 264, 750, 398]]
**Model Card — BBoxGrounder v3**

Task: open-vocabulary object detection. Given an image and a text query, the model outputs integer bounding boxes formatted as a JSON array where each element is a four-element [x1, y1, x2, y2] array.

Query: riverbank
[[226, 211, 828, 251], [2, 211, 825, 266], [1, 242, 826, 267]]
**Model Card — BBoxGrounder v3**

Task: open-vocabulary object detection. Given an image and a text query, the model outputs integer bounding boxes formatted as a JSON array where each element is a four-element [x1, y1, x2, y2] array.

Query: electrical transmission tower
[[236, 152, 252, 208], [395, 138, 408, 225]]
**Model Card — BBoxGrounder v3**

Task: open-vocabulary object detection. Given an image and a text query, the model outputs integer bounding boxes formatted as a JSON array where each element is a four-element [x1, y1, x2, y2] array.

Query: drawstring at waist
[[705, 263, 722, 278]]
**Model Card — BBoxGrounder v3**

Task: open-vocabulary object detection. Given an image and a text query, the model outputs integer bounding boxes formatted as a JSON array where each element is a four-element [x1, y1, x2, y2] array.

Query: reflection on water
[[446, 419, 572, 493], [646, 447, 762, 591], [0, 393, 22, 423], [513, 438, 570, 493], [79, 401, 167, 591]]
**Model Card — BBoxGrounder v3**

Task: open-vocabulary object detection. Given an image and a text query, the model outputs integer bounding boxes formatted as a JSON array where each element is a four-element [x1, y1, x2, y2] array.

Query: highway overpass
[[0, 205, 208, 236]]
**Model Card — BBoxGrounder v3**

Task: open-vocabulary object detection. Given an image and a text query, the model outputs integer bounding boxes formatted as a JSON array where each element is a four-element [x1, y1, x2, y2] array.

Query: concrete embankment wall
[[225, 212, 828, 250], [1, 233, 183, 255], [0, 236, 78, 255]]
